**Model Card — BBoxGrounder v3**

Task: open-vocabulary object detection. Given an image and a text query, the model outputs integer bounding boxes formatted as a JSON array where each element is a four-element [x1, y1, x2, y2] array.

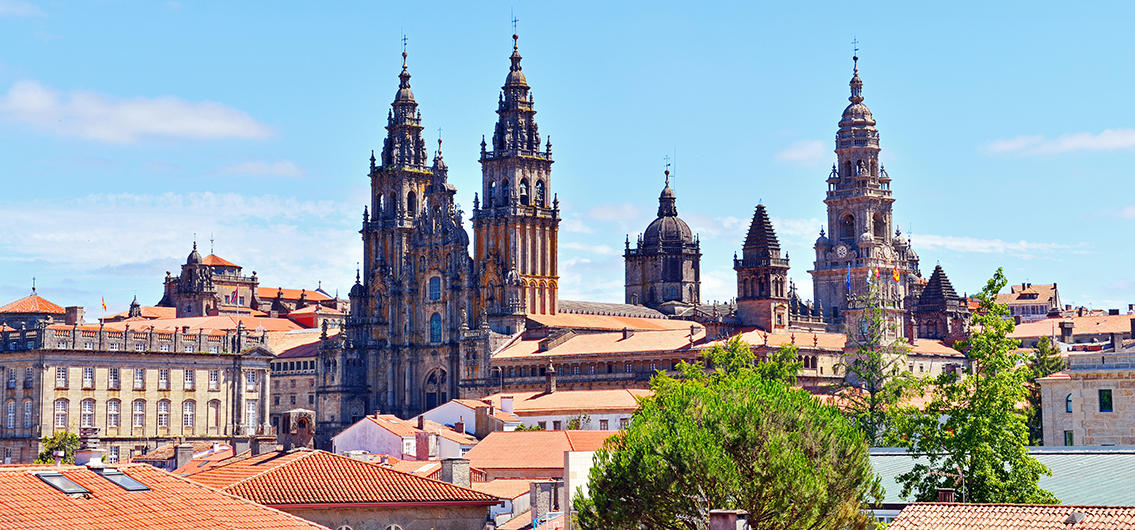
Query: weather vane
[[852, 37, 859, 56], [663, 154, 671, 173], [401, 29, 408, 54]]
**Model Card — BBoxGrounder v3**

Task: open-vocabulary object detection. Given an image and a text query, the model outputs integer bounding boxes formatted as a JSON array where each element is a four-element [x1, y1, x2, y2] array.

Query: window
[[183, 401, 195, 427], [430, 313, 442, 343], [429, 277, 441, 301], [82, 367, 94, 388], [184, 370, 195, 390], [23, 367, 32, 388], [1100, 389, 1114, 413], [290, 379, 296, 388], [6, 401, 14, 429], [158, 369, 170, 390], [132, 400, 145, 428], [599, 419, 609, 431], [108, 446, 120, 464], [1066, 394, 1073, 413], [84, 342, 94, 350], [6, 368, 14, 389], [290, 395, 296, 405], [54, 400, 68, 429], [108, 343, 120, 351], [160, 343, 170, 352], [625, 362, 632, 373], [157, 401, 170, 427], [23, 400, 32, 428], [184, 345, 194, 353], [552, 420, 562, 430], [209, 370, 219, 390], [246, 370, 258, 391], [309, 395, 315, 405], [55, 367, 67, 388], [572, 365, 580, 375], [108, 368, 120, 389], [245, 400, 258, 427], [537, 421, 547, 430], [1064, 430, 1074, 446], [134, 369, 145, 389], [620, 418, 629, 429], [107, 400, 120, 428], [80, 400, 95, 428], [273, 396, 280, 406], [135, 343, 144, 351], [209, 401, 220, 430]]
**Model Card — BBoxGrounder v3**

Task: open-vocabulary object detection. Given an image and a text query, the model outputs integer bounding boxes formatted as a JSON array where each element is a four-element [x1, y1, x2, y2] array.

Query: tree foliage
[[1026, 336, 1066, 445], [840, 280, 913, 447], [575, 338, 881, 530], [34, 430, 80, 464], [893, 268, 1058, 503]]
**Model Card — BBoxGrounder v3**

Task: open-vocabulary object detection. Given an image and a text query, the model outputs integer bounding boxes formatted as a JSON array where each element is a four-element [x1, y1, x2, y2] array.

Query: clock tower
[[809, 55, 921, 328]]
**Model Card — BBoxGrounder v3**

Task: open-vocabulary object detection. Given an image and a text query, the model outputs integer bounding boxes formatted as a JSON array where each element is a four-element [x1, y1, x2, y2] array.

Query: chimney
[[175, 443, 194, 470], [937, 488, 956, 503], [52, 450, 64, 467], [1013, 315, 1022, 325], [417, 415, 426, 431], [1060, 321, 1074, 344], [415, 431, 430, 461], [709, 510, 749, 530], [440, 458, 471, 488], [232, 437, 251, 455], [530, 480, 556, 522], [74, 427, 104, 468], [1111, 309, 1121, 316], [545, 364, 557, 394], [1111, 332, 1123, 352], [454, 416, 466, 435], [65, 306, 84, 326], [501, 396, 514, 414], [622, 327, 633, 340]]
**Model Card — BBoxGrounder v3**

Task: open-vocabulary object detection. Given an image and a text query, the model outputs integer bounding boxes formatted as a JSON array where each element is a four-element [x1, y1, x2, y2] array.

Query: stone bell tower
[[810, 54, 921, 327], [471, 33, 559, 335]]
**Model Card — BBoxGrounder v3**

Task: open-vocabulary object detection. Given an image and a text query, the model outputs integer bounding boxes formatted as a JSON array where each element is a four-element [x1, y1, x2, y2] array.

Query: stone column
[[260, 368, 270, 434]]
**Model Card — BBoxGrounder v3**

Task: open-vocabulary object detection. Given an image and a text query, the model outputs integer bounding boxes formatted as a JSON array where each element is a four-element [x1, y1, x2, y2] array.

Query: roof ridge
[[216, 449, 316, 491], [160, 464, 327, 529]]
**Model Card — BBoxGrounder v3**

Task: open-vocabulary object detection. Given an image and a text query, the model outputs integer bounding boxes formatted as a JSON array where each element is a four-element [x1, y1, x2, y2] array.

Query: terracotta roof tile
[[0, 463, 328, 530], [463, 431, 616, 473], [470, 478, 533, 500], [1010, 314, 1132, 340], [528, 312, 692, 330], [185, 448, 499, 506], [287, 304, 344, 316], [200, 254, 239, 267], [482, 389, 651, 416], [498, 510, 533, 530], [887, 503, 1135, 530], [494, 327, 703, 360], [258, 287, 332, 302], [97, 315, 304, 333], [0, 293, 66, 315]]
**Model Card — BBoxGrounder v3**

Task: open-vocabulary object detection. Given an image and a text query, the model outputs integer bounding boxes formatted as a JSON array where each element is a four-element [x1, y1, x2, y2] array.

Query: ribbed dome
[[393, 53, 414, 103], [643, 215, 693, 246], [505, 36, 528, 87], [187, 242, 202, 265], [840, 103, 875, 126], [815, 230, 830, 248]]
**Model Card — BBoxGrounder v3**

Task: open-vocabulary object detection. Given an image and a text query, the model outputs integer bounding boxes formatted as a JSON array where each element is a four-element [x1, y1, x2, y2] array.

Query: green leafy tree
[[1026, 336, 1066, 445], [704, 334, 802, 384], [566, 412, 592, 430], [893, 268, 1058, 503], [514, 423, 546, 431], [840, 280, 913, 447], [34, 430, 80, 464], [575, 339, 881, 530]]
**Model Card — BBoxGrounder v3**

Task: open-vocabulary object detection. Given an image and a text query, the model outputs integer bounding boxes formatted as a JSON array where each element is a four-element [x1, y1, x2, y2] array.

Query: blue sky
[[1, 1, 1133, 317]]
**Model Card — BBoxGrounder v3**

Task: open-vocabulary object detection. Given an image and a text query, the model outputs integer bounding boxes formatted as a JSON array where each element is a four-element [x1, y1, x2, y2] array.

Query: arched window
[[183, 401, 195, 427], [842, 160, 852, 178], [520, 179, 530, 205], [23, 399, 32, 429], [669, 286, 677, 300], [53, 399, 68, 430], [840, 214, 855, 242], [387, 192, 396, 218], [377, 194, 385, 217], [80, 399, 95, 428], [428, 277, 441, 301], [132, 400, 146, 428], [209, 400, 221, 432], [488, 182, 496, 206], [424, 369, 448, 409], [535, 180, 545, 207], [107, 400, 120, 428], [406, 191, 417, 217], [430, 313, 442, 343], [873, 213, 885, 239], [500, 180, 510, 206], [5, 400, 14, 429], [1066, 394, 1073, 413], [157, 400, 170, 428]]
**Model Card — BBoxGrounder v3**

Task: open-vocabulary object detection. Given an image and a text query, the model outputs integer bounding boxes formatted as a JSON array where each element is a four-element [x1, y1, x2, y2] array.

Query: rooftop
[[463, 431, 615, 472], [0, 292, 66, 315], [482, 389, 652, 415], [888, 503, 1135, 530]]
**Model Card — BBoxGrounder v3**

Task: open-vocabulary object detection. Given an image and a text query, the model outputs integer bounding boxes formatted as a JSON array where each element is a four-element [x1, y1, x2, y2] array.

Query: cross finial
[[31, 277, 35, 295], [511, 10, 519, 49], [852, 37, 859, 72], [210, 232, 214, 254]]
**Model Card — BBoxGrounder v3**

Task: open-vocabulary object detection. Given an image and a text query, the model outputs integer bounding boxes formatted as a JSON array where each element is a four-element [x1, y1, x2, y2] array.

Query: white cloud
[[0, 80, 274, 143], [775, 139, 827, 166], [561, 241, 619, 256], [586, 202, 639, 222], [559, 217, 594, 234], [218, 160, 305, 178], [0, 0, 44, 16], [770, 216, 825, 239], [914, 234, 1083, 259], [986, 129, 1135, 155]]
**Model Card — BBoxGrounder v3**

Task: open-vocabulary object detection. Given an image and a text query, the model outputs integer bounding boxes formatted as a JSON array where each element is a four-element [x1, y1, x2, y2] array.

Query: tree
[[575, 339, 881, 530], [839, 279, 913, 447], [893, 268, 1058, 503], [566, 412, 592, 430], [34, 430, 80, 464], [1026, 336, 1066, 445]]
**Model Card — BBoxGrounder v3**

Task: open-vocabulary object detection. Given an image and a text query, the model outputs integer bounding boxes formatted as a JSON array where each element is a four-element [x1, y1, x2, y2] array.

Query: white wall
[[417, 402, 478, 436], [332, 419, 411, 456], [564, 451, 596, 530], [436, 436, 473, 460], [516, 412, 629, 431]]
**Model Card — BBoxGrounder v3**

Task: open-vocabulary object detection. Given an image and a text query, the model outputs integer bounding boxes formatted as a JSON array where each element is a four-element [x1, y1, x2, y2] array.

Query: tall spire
[[742, 204, 781, 259], [381, 45, 426, 169], [657, 170, 677, 217], [849, 52, 864, 104]]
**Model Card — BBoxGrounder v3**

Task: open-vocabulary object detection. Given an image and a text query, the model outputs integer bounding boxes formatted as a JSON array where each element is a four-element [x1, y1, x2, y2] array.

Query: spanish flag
[[101, 297, 107, 312], [893, 264, 900, 282]]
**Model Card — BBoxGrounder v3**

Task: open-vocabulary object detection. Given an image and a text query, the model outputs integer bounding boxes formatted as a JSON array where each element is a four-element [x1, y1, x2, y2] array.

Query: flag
[[845, 263, 851, 291], [893, 264, 900, 282], [101, 297, 107, 312]]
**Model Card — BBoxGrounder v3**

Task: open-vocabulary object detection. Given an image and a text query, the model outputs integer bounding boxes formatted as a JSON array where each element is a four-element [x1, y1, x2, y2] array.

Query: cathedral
[[317, 39, 970, 444]]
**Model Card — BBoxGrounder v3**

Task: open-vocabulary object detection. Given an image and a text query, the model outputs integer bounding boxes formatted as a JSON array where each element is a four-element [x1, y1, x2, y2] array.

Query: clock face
[[836, 245, 848, 259]]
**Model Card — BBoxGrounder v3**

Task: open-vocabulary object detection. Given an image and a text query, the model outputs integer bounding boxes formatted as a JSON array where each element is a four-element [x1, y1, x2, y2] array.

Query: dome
[[893, 232, 908, 249], [393, 53, 415, 103], [643, 216, 693, 246], [840, 103, 875, 126], [858, 231, 874, 244], [506, 68, 526, 87], [187, 243, 202, 265], [815, 232, 830, 248], [349, 281, 365, 298]]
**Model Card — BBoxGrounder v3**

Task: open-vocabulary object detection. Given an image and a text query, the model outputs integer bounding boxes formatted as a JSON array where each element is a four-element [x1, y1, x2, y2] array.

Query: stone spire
[[381, 50, 427, 169], [489, 33, 544, 155], [742, 204, 781, 260], [657, 170, 677, 217], [917, 264, 961, 312]]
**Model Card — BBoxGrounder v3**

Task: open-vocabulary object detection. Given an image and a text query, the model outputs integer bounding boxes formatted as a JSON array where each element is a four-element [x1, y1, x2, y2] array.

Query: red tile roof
[[0, 293, 66, 315], [185, 448, 499, 506], [258, 287, 332, 302], [200, 254, 239, 267], [102, 306, 178, 322], [528, 313, 697, 331], [172, 447, 236, 475], [482, 389, 651, 416], [98, 315, 304, 333], [470, 478, 533, 500], [287, 304, 344, 316], [887, 503, 1135, 529], [495, 327, 703, 360], [0, 463, 327, 530], [1010, 314, 1132, 340], [131, 441, 220, 463], [463, 431, 617, 473]]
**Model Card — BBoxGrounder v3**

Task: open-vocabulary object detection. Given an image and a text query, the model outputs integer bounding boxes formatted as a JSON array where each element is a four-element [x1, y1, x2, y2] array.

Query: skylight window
[[35, 472, 91, 495], [95, 468, 151, 492]]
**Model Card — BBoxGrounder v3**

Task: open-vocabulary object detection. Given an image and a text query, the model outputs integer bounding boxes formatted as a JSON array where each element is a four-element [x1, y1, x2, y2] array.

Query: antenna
[[31, 277, 35, 295], [209, 232, 214, 255]]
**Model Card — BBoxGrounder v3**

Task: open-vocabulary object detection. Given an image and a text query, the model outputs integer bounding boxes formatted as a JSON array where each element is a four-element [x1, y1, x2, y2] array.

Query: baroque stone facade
[[624, 173, 701, 310]]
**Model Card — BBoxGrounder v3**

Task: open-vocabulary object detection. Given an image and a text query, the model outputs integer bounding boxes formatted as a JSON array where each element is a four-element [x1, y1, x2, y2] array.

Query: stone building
[[0, 311, 273, 465], [810, 56, 922, 328], [734, 204, 791, 333], [1039, 335, 1135, 447], [624, 172, 701, 311], [909, 265, 970, 343]]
